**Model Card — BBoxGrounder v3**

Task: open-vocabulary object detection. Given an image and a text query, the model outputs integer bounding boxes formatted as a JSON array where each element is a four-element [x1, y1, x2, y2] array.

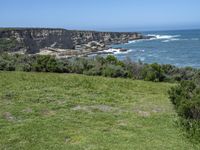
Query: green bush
[[0, 53, 200, 84], [106, 55, 118, 64], [169, 80, 200, 141], [102, 64, 127, 78], [169, 81, 196, 108], [141, 63, 165, 82], [0, 55, 15, 71], [83, 66, 102, 76], [68, 58, 89, 74], [0, 38, 19, 52]]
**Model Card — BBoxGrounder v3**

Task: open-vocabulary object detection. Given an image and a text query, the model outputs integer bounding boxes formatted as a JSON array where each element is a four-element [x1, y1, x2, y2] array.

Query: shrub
[[141, 63, 165, 82], [31, 55, 51, 72], [0, 54, 15, 71], [68, 58, 89, 74], [102, 64, 127, 78], [124, 58, 144, 79], [169, 79, 200, 141], [0, 58, 7, 70], [83, 66, 102, 76], [169, 81, 197, 109], [1, 53, 200, 84], [106, 55, 118, 64]]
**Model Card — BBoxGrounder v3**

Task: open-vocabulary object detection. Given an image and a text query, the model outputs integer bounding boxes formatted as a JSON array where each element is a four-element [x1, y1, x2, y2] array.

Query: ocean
[[111, 29, 200, 68]]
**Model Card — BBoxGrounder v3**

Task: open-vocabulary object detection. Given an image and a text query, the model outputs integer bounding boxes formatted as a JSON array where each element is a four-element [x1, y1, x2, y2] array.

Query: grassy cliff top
[[0, 72, 198, 149]]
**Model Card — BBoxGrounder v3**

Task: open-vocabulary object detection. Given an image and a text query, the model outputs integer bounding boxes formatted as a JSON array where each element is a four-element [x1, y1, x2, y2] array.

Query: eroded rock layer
[[0, 28, 144, 54]]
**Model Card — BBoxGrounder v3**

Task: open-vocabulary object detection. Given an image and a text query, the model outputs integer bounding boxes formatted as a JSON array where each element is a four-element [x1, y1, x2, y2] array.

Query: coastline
[[36, 39, 143, 58], [0, 28, 153, 58]]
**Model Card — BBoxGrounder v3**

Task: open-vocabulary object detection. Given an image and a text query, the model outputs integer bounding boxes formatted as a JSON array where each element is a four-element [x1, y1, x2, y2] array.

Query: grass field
[[0, 72, 199, 149]]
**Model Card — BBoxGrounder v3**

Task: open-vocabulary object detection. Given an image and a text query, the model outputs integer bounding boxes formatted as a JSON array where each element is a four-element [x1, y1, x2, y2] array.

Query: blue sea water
[[112, 29, 200, 68]]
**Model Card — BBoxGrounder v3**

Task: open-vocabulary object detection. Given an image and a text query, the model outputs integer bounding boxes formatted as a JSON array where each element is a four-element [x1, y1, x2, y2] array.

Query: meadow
[[0, 71, 199, 149]]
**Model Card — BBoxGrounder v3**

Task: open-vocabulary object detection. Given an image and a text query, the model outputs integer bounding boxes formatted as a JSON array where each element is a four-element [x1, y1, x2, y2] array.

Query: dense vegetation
[[1, 72, 199, 149], [169, 78, 200, 141], [0, 38, 22, 52], [0, 53, 198, 82]]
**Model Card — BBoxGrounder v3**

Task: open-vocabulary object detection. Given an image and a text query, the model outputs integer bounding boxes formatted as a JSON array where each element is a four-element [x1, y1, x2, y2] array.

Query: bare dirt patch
[[133, 105, 166, 117], [22, 108, 33, 113], [71, 104, 115, 112], [2, 112, 16, 122], [41, 109, 56, 117], [117, 120, 128, 126], [136, 110, 151, 117]]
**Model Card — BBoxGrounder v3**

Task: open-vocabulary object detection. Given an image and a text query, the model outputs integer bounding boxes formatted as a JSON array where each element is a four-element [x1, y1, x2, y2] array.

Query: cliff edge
[[0, 28, 144, 56]]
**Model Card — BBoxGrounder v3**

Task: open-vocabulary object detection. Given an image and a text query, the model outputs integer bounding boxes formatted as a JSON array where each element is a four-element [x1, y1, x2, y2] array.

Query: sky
[[0, 0, 200, 31]]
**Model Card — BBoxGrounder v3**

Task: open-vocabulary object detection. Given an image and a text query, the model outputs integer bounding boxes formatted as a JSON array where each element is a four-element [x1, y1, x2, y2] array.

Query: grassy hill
[[0, 72, 199, 149]]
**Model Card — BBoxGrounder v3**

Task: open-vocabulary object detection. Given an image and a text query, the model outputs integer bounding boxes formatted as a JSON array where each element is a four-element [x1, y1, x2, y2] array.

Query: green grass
[[0, 71, 199, 150]]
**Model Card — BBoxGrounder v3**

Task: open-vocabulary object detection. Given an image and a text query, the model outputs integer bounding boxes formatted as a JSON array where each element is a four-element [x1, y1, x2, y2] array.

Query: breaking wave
[[147, 34, 181, 40], [103, 48, 132, 55], [128, 34, 181, 44], [162, 38, 180, 43]]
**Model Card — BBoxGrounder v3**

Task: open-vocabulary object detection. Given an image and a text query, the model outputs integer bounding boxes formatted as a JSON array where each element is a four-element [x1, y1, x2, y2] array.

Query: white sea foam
[[127, 34, 181, 44], [128, 40, 136, 44], [127, 39, 145, 44], [103, 48, 132, 55], [145, 34, 181, 43], [148, 34, 181, 40], [162, 38, 180, 43]]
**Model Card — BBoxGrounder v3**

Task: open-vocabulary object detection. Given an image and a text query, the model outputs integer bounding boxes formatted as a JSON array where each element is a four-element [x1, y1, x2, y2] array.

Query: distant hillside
[[0, 28, 143, 54]]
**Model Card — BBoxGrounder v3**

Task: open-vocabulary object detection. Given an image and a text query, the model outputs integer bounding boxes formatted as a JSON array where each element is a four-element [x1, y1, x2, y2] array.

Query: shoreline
[[36, 37, 152, 58], [0, 28, 153, 57]]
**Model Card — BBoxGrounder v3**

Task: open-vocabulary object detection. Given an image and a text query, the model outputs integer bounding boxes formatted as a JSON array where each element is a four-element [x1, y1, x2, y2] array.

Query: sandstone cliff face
[[0, 28, 143, 54]]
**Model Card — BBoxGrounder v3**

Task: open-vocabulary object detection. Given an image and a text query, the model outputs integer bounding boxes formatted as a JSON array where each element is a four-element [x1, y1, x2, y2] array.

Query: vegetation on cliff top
[[0, 72, 199, 149], [169, 77, 200, 141], [0, 53, 198, 82]]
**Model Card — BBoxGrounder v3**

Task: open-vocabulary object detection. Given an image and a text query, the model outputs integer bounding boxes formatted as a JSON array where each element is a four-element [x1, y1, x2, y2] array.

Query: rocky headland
[[0, 28, 150, 57]]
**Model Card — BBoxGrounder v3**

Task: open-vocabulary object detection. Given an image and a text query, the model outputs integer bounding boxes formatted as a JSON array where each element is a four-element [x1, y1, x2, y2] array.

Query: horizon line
[[0, 26, 200, 33]]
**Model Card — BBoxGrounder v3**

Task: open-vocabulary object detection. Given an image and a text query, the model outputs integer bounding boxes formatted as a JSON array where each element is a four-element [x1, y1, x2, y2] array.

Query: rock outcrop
[[0, 28, 144, 54]]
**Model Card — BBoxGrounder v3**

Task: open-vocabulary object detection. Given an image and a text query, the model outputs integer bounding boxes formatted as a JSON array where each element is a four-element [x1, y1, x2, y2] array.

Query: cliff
[[0, 28, 144, 54]]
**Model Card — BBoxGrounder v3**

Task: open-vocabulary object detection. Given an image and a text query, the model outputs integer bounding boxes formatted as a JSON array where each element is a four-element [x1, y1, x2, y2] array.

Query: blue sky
[[0, 0, 200, 31]]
